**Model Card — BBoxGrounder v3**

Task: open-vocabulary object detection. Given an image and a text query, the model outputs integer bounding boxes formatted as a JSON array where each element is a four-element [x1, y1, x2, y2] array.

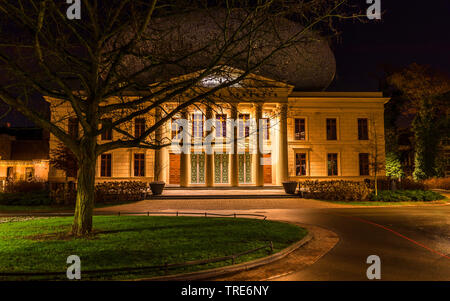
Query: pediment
[[158, 65, 294, 90]]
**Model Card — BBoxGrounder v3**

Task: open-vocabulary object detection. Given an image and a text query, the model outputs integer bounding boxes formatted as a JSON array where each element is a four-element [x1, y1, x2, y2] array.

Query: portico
[[160, 101, 290, 188]]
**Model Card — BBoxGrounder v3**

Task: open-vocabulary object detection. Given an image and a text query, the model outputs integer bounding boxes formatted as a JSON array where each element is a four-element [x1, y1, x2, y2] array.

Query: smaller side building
[[0, 128, 49, 190]]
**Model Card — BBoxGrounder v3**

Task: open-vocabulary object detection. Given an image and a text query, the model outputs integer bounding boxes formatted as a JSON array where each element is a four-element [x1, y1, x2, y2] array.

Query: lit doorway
[[214, 153, 229, 184], [191, 153, 205, 184], [238, 153, 252, 184]]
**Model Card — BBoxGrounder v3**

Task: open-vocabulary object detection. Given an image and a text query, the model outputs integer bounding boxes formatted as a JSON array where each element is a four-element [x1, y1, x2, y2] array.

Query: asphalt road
[[264, 206, 450, 281]]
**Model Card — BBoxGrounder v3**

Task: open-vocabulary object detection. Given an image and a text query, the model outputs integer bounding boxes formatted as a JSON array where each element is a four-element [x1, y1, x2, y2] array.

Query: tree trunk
[[374, 171, 378, 196], [72, 139, 97, 236]]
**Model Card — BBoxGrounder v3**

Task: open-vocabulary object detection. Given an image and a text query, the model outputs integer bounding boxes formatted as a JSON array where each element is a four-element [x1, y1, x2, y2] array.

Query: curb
[[133, 230, 313, 281], [431, 189, 450, 193], [338, 200, 450, 208]]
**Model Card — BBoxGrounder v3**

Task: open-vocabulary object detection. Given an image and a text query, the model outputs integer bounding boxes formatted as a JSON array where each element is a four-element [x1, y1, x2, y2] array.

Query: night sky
[[2, 0, 450, 127], [329, 0, 450, 91]]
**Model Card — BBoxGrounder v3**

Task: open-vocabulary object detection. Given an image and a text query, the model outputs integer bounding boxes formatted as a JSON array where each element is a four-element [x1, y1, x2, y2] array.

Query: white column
[[253, 104, 264, 186], [230, 105, 239, 187], [180, 110, 189, 187], [276, 103, 289, 185], [205, 107, 214, 187], [154, 107, 166, 182]]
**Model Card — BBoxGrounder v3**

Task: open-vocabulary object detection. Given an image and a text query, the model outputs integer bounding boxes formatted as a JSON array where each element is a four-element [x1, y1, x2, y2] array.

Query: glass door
[[238, 153, 252, 184], [214, 153, 229, 184], [191, 153, 205, 184]]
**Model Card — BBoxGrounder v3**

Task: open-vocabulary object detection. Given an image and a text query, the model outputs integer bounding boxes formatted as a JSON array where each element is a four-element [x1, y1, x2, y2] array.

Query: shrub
[[399, 178, 426, 190], [364, 178, 391, 190], [364, 178, 425, 191], [299, 181, 444, 203], [50, 184, 76, 205], [0, 192, 51, 206], [48, 181, 149, 205], [95, 181, 149, 203], [4, 180, 47, 193], [423, 178, 450, 190], [300, 180, 372, 202], [0, 180, 51, 206], [385, 151, 405, 179], [369, 190, 445, 202]]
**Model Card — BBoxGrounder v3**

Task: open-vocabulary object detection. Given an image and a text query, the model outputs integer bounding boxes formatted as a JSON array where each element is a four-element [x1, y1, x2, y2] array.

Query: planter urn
[[149, 181, 165, 196], [282, 181, 298, 194]]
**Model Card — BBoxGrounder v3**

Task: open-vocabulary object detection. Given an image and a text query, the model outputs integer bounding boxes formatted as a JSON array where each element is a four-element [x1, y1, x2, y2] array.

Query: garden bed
[[300, 180, 447, 204], [369, 190, 445, 202]]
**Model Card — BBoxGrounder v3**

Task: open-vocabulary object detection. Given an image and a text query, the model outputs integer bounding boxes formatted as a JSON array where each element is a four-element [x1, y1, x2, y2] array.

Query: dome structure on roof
[[118, 9, 336, 91]]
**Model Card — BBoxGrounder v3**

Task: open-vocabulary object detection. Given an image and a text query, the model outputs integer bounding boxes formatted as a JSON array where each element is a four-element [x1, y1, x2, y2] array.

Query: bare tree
[[368, 115, 385, 195], [0, 0, 361, 235], [0, 103, 11, 121], [50, 142, 78, 179]]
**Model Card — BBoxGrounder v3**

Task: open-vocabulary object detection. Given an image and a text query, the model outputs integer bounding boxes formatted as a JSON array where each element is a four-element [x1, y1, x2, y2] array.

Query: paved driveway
[[98, 198, 351, 211], [270, 206, 450, 281], [99, 199, 450, 281]]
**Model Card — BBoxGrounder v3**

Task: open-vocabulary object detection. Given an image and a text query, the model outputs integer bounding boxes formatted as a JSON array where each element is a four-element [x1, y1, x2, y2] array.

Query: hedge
[[0, 192, 51, 206], [95, 181, 149, 203], [369, 190, 445, 202], [0, 180, 51, 206], [300, 180, 446, 202], [300, 180, 372, 202]]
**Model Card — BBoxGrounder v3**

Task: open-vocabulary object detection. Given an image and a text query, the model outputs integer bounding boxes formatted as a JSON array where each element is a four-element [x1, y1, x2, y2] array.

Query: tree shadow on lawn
[[24, 222, 238, 241]]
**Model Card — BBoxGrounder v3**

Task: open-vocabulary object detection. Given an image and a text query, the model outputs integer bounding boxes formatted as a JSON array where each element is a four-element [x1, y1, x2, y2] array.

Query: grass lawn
[[323, 199, 449, 206], [0, 216, 307, 280]]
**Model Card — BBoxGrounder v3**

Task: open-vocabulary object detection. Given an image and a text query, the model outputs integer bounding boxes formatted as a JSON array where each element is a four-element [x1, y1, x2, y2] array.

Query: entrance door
[[169, 153, 180, 184], [214, 153, 229, 184], [191, 153, 205, 184], [263, 154, 272, 184], [238, 153, 252, 184]]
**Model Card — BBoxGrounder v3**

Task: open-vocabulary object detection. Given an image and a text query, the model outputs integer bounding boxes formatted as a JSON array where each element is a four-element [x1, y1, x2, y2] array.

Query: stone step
[[146, 194, 298, 200], [165, 186, 284, 190]]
